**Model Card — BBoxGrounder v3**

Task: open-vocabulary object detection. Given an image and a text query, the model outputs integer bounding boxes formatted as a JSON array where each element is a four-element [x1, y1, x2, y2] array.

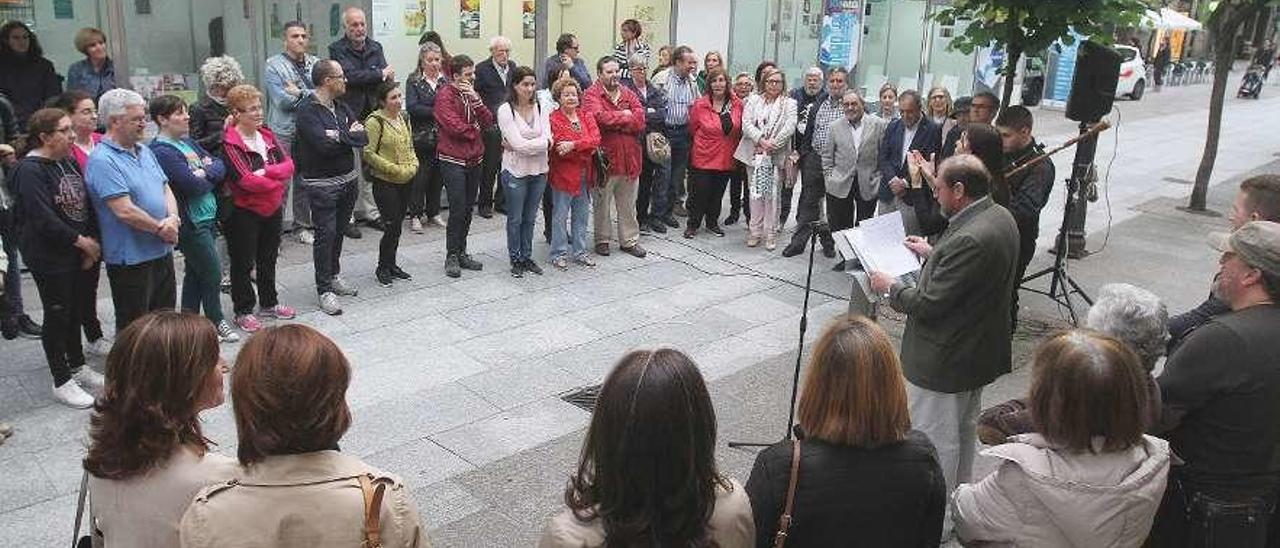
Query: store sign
[[819, 0, 862, 72]]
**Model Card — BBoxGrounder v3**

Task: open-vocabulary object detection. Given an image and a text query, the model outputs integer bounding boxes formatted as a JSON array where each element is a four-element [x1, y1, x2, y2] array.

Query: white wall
[[674, 0, 731, 61]]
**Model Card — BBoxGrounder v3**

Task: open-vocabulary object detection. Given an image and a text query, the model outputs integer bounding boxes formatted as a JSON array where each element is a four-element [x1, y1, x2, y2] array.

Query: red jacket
[[222, 125, 294, 217], [434, 83, 496, 166], [689, 95, 743, 171], [582, 83, 645, 179], [548, 108, 600, 196]]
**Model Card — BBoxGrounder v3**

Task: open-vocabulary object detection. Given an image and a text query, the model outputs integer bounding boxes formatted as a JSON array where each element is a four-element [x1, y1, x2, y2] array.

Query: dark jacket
[[293, 96, 369, 181], [790, 87, 825, 152], [433, 83, 495, 166], [327, 36, 389, 118], [65, 58, 117, 101], [623, 79, 668, 134], [149, 137, 226, 224], [189, 97, 230, 155], [11, 155, 96, 273], [889, 197, 1020, 393], [0, 52, 62, 131], [878, 117, 941, 202], [473, 58, 511, 113], [1167, 291, 1231, 353], [406, 72, 446, 152], [1005, 140, 1055, 256], [939, 123, 963, 161], [745, 431, 946, 548]]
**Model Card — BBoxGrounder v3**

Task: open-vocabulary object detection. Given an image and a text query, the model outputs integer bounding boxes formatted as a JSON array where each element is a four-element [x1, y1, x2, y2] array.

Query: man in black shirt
[[1151, 221, 1280, 546], [997, 106, 1053, 330]]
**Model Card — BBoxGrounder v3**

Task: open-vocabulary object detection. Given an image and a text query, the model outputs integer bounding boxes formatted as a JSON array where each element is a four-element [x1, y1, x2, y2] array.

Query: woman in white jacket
[[733, 68, 796, 250], [952, 330, 1171, 547]]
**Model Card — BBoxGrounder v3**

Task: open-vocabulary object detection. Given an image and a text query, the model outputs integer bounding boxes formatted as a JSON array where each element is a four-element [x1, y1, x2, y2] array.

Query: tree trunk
[[1189, 5, 1255, 211], [1001, 45, 1023, 111]]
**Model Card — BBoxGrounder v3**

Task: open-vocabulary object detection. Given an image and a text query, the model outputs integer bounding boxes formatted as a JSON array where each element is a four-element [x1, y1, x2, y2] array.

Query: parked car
[[1115, 45, 1148, 100]]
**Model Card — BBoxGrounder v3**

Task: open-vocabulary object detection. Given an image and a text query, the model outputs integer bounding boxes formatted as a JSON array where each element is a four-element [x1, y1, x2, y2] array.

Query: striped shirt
[[810, 96, 845, 154], [664, 71, 698, 126]]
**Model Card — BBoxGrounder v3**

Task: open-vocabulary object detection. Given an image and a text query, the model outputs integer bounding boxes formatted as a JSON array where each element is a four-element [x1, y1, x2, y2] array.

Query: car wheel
[[1130, 79, 1145, 100]]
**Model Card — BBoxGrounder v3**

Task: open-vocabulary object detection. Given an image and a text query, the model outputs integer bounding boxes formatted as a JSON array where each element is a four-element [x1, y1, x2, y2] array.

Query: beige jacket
[[89, 447, 239, 548], [538, 479, 755, 548], [179, 450, 431, 548], [953, 433, 1171, 547]]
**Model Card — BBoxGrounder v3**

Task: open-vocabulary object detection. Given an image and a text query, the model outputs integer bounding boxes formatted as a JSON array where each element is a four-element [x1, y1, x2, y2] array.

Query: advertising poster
[[522, 0, 535, 39], [372, 0, 393, 37], [404, 0, 428, 36], [819, 0, 861, 72], [460, 0, 481, 39], [974, 46, 1005, 92], [1042, 30, 1086, 108]]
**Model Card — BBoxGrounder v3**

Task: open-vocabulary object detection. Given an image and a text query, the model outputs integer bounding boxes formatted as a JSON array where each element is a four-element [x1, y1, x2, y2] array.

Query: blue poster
[[1044, 30, 1087, 107], [819, 0, 861, 72]]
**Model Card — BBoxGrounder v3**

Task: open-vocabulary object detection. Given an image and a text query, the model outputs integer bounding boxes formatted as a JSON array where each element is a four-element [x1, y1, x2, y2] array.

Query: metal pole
[[917, 0, 934, 92], [106, 0, 129, 83], [535, 0, 549, 82]]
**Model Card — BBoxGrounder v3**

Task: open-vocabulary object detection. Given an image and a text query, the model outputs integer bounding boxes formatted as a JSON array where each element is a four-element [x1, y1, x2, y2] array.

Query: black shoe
[[510, 261, 525, 278], [724, 209, 740, 226], [544, 230, 552, 243], [445, 254, 461, 278], [782, 239, 807, 258], [639, 222, 652, 235], [364, 219, 384, 231], [707, 224, 725, 237], [832, 261, 847, 272], [621, 244, 648, 258], [16, 315, 41, 339], [344, 224, 363, 239], [458, 254, 483, 271], [375, 267, 394, 287], [495, 204, 507, 215], [648, 219, 668, 234], [661, 215, 680, 228], [521, 259, 544, 276], [683, 227, 697, 239], [822, 245, 837, 259], [0, 319, 16, 340], [389, 265, 412, 280], [478, 204, 494, 218]]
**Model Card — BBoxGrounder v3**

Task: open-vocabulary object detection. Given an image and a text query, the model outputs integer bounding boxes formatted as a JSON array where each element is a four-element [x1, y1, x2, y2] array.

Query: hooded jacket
[[953, 433, 1171, 547], [433, 83, 495, 167], [362, 109, 419, 184], [221, 125, 294, 217]]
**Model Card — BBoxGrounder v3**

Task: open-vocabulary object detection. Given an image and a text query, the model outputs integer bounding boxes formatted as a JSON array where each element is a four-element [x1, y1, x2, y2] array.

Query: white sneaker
[[410, 217, 424, 234], [72, 367, 106, 391], [296, 229, 315, 245], [216, 320, 242, 343], [52, 380, 95, 409], [429, 215, 446, 227], [330, 276, 359, 297], [85, 337, 113, 357], [319, 292, 343, 315]]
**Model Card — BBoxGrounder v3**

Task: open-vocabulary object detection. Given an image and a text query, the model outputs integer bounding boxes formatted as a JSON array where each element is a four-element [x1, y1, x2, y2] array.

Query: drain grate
[[560, 384, 603, 412]]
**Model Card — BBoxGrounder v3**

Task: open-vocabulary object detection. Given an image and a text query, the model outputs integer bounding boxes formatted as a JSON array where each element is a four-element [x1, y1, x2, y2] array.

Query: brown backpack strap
[[772, 440, 803, 548], [358, 474, 388, 548]]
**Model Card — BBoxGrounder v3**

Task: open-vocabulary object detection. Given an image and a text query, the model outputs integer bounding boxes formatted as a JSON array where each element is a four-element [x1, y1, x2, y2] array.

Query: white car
[[1115, 45, 1148, 100]]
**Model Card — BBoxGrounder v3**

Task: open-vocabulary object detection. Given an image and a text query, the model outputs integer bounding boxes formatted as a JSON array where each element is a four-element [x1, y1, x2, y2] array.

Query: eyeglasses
[[766, 79, 784, 85]]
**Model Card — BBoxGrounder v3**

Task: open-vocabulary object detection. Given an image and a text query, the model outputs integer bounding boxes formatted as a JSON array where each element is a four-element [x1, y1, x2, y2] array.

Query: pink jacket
[[221, 125, 295, 217]]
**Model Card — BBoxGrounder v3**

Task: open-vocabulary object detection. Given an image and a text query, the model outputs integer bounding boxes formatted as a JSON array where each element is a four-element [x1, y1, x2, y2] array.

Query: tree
[[934, 0, 1149, 109], [1188, 0, 1276, 211]]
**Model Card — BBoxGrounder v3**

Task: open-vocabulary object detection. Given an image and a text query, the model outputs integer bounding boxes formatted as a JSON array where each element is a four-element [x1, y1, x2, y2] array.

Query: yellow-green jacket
[[362, 109, 419, 184]]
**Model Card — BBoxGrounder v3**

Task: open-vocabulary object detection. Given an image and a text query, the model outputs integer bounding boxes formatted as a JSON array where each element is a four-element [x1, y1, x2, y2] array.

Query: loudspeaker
[[1065, 41, 1122, 122]]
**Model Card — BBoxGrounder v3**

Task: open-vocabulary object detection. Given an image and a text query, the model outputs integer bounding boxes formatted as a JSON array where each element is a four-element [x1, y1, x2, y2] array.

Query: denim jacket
[[66, 58, 116, 100], [264, 52, 320, 138]]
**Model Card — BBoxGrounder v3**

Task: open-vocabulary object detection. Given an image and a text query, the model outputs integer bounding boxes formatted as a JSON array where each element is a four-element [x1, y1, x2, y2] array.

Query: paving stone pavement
[[0, 75, 1276, 546]]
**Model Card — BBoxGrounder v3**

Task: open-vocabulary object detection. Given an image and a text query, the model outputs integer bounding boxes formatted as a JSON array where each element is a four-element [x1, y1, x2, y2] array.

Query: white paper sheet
[[833, 212, 921, 278]]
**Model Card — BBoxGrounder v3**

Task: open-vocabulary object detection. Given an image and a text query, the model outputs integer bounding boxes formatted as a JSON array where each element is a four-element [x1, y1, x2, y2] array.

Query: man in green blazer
[[869, 154, 1019, 539]]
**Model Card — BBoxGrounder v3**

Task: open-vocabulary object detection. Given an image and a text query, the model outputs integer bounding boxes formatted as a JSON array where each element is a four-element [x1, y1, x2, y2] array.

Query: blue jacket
[[328, 36, 389, 118], [474, 58, 511, 113], [542, 55, 591, 91], [149, 137, 226, 224], [294, 96, 370, 181], [66, 58, 117, 101], [623, 79, 667, 134], [264, 52, 320, 138], [878, 117, 940, 202]]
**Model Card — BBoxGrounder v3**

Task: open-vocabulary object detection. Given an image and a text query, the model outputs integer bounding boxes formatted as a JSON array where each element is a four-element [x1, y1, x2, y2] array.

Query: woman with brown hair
[[611, 19, 650, 82], [684, 67, 742, 239], [541, 348, 754, 547], [179, 324, 431, 547], [84, 311, 238, 546], [66, 27, 117, 101], [953, 330, 1171, 547], [746, 314, 945, 546]]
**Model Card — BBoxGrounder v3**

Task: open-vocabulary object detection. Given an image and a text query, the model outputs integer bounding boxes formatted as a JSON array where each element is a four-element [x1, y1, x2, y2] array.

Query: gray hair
[[842, 90, 864, 106], [1086, 283, 1169, 370], [489, 36, 511, 50], [628, 52, 649, 68], [200, 55, 245, 91], [804, 66, 824, 78], [97, 88, 146, 122], [342, 6, 365, 27]]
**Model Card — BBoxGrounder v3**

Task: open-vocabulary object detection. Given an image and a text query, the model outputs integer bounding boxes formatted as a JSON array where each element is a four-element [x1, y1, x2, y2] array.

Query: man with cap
[[1149, 220, 1280, 546]]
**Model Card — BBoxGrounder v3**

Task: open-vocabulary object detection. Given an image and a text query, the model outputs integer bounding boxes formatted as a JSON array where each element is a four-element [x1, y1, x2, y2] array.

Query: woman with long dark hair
[[406, 42, 449, 232], [85, 311, 237, 546], [0, 21, 61, 130], [907, 123, 1007, 237], [685, 68, 743, 239], [497, 65, 550, 278], [542, 348, 754, 547]]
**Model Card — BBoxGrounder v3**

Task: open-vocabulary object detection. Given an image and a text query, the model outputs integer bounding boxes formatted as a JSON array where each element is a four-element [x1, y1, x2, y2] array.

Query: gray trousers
[[276, 133, 312, 229], [353, 154, 380, 222], [907, 381, 983, 540]]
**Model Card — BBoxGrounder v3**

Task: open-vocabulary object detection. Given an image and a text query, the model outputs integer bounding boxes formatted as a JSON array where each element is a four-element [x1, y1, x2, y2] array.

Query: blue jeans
[[177, 220, 226, 323], [502, 170, 547, 263], [662, 124, 691, 213], [550, 175, 591, 260]]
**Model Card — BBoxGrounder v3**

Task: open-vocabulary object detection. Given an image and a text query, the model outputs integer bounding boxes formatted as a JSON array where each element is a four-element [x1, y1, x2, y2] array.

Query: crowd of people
[[3, 8, 1280, 548]]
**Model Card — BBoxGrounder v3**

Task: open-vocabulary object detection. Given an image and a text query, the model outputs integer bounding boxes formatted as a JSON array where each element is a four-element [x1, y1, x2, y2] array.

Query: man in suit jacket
[[821, 90, 886, 237], [473, 36, 514, 218], [868, 154, 1019, 539], [878, 90, 940, 231]]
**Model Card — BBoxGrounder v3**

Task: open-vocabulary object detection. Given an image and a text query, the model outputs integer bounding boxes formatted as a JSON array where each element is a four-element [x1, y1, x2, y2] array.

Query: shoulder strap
[[72, 470, 89, 548], [772, 440, 802, 548], [358, 474, 388, 548]]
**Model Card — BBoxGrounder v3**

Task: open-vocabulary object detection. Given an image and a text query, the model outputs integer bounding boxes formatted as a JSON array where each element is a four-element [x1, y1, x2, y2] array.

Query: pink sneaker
[[258, 304, 296, 320], [235, 314, 264, 332]]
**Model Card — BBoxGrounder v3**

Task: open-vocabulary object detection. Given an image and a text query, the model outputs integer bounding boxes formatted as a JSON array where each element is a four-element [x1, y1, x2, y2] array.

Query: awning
[[1142, 8, 1204, 31]]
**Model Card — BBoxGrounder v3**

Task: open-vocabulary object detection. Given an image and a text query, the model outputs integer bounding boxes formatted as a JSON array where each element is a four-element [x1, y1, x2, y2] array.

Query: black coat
[[328, 36, 389, 118], [878, 117, 940, 202], [0, 53, 62, 131], [473, 58, 510, 113], [746, 431, 946, 548], [189, 98, 230, 154]]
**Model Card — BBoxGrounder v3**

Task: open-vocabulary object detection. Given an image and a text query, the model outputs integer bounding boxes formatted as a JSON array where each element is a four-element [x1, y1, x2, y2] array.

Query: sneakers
[[52, 380, 95, 409], [747, 235, 760, 247], [458, 254, 483, 271], [429, 215, 446, 227], [389, 266, 412, 280], [330, 276, 359, 297], [510, 261, 525, 278], [477, 204, 494, 218], [707, 225, 725, 237], [220, 274, 231, 294], [445, 254, 462, 278], [620, 245, 647, 258], [319, 292, 343, 315], [648, 219, 668, 234], [343, 224, 363, 239], [661, 215, 680, 228], [410, 217, 424, 234], [216, 319, 241, 343], [766, 236, 778, 251], [73, 367, 106, 391], [258, 304, 297, 320], [552, 256, 569, 270], [521, 259, 544, 276], [85, 337, 113, 357], [673, 202, 688, 217], [376, 267, 394, 287], [236, 314, 264, 333], [574, 254, 597, 267], [295, 229, 315, 245]]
